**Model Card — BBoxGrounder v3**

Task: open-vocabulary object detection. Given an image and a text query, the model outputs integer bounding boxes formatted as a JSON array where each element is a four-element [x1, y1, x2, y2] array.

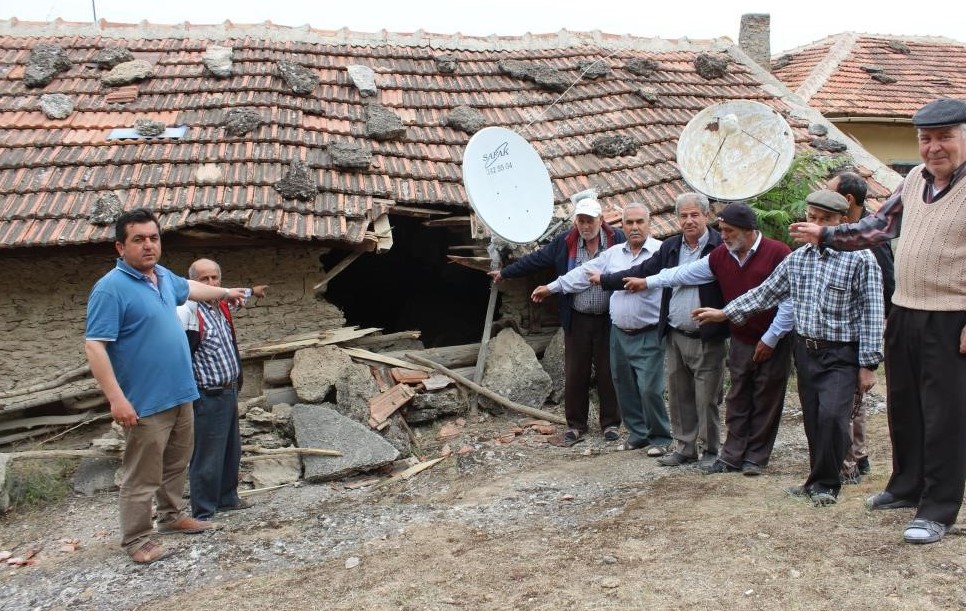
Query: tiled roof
[[0, 20, 887, 248], [772, 33, 966, 119]]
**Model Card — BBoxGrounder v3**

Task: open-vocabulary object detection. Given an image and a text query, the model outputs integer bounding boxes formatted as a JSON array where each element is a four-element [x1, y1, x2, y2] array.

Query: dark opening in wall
[[320, 215, 493, 347]]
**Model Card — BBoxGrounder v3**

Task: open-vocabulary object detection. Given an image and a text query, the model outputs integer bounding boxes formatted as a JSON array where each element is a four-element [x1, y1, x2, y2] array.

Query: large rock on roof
[[23, 43, 72, 88]]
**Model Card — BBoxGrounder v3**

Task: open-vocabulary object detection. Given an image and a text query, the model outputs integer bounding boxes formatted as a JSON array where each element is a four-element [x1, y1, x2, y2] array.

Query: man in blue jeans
[[177, 258, 267, 521]]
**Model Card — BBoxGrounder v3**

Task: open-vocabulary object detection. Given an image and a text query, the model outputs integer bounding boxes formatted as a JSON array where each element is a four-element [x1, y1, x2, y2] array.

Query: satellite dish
[[677, 100, 796, 201], [462, 127, 554, 244]]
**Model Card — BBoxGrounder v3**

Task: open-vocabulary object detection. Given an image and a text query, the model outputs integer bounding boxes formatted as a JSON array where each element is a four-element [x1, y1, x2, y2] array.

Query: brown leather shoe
[[158, 515, 215, 535], [130, 540, 170, 564]]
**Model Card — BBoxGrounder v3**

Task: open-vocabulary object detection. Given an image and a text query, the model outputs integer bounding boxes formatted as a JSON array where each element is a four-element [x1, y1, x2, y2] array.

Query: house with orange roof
[[0, 17, 898, 405], [771, 32, 966, 175]]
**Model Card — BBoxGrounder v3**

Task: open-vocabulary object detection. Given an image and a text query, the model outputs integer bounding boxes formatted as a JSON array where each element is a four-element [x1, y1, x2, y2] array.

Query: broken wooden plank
[[240, 326, 381, 359], [388, 206, 449, 218], [390, 367, 429, 385], [446, 255, 494, 273], [405, 354, 567, 425], [397, 456, 446, 480], [313, 250, 365, 293], [383, 333, 555, 369], [368, 383, 417, 429], [424, 215, 471, 228], [241, 448, 341, 462], [421, 374, 454, 391], [341, 347, 433, 373], [343, 330, 421, 348], [371, 213, 393, 253], [0, 411, 104, 434], [0, 379, 101, 415]]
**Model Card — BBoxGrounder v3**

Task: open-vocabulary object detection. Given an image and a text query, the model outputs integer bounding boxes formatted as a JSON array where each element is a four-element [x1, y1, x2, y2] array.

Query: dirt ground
[[2, 373, 966, 611]]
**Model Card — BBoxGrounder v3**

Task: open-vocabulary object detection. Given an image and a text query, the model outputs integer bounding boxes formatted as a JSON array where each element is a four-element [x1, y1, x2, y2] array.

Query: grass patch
[[7, 458, 74, 509]]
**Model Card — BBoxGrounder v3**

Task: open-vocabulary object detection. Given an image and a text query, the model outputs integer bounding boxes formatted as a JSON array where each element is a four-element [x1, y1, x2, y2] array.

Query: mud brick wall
[[0, 243, 345, 391]]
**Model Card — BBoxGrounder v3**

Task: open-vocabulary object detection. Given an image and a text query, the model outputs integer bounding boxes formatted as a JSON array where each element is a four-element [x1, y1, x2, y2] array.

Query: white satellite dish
[[677, 100, 796, 201], [462, 126, 554, 244]]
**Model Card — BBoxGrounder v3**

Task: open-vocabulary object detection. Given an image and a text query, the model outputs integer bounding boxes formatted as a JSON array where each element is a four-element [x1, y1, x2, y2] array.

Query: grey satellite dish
[[677, 100, 796, 201], [462, 126, 554, 244]]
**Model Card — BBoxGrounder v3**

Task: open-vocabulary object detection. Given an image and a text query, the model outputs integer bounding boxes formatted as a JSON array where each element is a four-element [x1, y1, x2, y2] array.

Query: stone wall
[[0, 242, 345, 391]]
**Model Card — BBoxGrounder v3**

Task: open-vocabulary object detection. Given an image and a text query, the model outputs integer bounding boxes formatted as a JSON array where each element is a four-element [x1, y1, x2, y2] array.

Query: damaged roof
[[0, 19, 894, 249], [772, 33, 966, 119]]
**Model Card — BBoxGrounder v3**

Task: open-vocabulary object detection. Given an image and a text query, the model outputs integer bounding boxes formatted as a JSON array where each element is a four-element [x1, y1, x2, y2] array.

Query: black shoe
[[702, 459, 740, 474], [857, 456, 872, 475], [603, 426, 621, 442], [741, 461, 763, 477], [657, 452, 697, 467], [866, 491, 917, 510], [699, 451, 718, 467]]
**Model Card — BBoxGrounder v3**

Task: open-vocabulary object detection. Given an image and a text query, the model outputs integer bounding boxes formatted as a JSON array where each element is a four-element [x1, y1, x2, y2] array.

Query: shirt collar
[[805, 242, 840, 258], [115, 258, 165, 281], [621, 236, 661, 256], [683, 229, 710, 252]]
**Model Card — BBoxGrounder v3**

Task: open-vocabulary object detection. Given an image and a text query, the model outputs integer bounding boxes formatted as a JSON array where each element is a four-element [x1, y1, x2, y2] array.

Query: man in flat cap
[[611, 202, 795, 475], [791, 98, 966, 544], [697, 191, 884, 506]]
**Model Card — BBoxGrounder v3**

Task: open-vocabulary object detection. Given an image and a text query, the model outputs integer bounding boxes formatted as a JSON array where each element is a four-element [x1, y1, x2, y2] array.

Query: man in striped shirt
[[695, 191, 884, 506], [177, 258, 267, 521]]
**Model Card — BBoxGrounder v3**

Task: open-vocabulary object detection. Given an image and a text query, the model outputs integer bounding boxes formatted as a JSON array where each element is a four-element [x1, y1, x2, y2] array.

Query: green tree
[[747, 152, 848, 245]]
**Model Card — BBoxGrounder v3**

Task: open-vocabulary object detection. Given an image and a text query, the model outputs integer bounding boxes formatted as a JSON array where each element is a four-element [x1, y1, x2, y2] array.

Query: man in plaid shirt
[[694, 190, 884, 506]]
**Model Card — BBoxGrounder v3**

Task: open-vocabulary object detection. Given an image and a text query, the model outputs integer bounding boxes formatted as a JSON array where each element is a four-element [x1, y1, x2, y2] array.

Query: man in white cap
[[791, 97, 966, 544], [490, 197, 625, 446], [696, 190, 884, 507]]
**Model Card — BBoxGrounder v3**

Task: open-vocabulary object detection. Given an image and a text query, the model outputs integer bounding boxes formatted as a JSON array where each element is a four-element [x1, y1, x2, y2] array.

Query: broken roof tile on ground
[[0, 20, 893, 249]]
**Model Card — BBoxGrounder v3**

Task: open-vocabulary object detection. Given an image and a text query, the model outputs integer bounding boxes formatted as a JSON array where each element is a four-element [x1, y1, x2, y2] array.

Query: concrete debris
[[101, 60, 154, 86], [337, 362, 411, 456], [246, 456, 301, 488], [203, 45, 234, 78], [635, 87, 659, 105], [23, 44, 72, 88], [276, 60, 320, 95], [435, 54, 458, 73], [445, 105, 486, 134], [90, 47, 134, 69], [365, 104, 407, 141], [624, 58, 659, 77], [291, 345, 353, 403], [273, 158, 318, 201], [886, 40, 911, 54], [577, 60, 610, 79], [71, 457, 120, 496], [810, 137, 848, 153], [771, 55, 792, 71], [871, 72, 898, 84], [694, 53, 729, 79], [592, 135, 640, 157], [498, 59, 570, 92], [39, 93, 74, 119], [861, 65, 886, 74], [404, 388, 467, 424], [346, 64, 378, 97], [807, 123, 829, 137], [292, 404, 400, 482], [540, 328, 566, 404], [134, 118, 166, 137], [223, 107, 263, 136], [328, 141, 373, 169], [88, 192, 124, 225], [480, 329, 552, 415]]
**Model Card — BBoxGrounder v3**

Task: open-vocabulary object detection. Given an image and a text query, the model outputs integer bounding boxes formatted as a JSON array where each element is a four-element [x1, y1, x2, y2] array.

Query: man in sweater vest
[[696, 191, 884, 506], [791, 98, 966, 544], [177, 258, 267, 521], [624, 202, 795, 475]]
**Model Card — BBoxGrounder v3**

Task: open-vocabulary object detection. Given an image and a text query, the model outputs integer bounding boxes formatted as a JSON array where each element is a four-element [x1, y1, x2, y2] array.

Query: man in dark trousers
[[698, 190, 884, 507], [791, 97, 966, 544], [593, 192, 728, 466], [177, 258, 267, 521], [828, 171, 895, 483], [623, 202, 794, 475], [490, 197, 625, 446]]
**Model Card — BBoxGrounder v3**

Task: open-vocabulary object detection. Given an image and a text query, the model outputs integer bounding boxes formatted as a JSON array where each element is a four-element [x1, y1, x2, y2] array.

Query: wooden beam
[[340, 347, 434, 373], [389, 206, 449, 218], [405, 354, 566, 425], [446, 255, 494, 273], [313, 250, 365, 292], [423, 215, 471, 228]]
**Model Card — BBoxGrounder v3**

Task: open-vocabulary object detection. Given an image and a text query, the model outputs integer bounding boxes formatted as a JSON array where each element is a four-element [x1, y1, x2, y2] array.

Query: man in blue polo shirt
[[85, 208, 248, 564]]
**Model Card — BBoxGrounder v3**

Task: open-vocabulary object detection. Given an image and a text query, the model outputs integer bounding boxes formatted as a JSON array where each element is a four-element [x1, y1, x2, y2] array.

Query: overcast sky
[[1, 0, 964, 54]]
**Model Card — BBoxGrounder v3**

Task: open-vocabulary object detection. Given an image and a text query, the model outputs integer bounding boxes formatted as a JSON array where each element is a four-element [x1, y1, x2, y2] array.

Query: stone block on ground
[[480, 328, 552, 414], [72, 457, 121, 496], [291, 345, 353, 402], [540, 327, 566, 404], [0, 453, 9, 513], [248, 456, 301, 488], [292, 404, 399, 481]]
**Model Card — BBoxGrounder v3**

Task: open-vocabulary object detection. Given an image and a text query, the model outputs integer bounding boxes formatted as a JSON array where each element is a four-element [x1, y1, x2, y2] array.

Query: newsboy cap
[[912, 98, 966, 128], [716, 202, 758, 230], [805, 190, 849, 214]]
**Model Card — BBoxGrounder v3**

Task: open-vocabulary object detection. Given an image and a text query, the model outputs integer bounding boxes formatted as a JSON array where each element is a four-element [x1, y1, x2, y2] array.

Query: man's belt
[[572, 309, 608, 317], [799, 336, 855, 352], [670, 326, 701, 339], [617, 323, 659, 335], [198, 380, 238, 396]]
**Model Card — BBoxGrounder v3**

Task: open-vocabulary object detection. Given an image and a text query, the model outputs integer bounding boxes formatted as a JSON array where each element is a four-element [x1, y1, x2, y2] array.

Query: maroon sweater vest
[[708, 237, 791, 345]]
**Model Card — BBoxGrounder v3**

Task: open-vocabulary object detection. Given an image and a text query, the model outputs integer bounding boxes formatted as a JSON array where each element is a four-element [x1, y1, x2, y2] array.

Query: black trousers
[[794, 338, 858, 493], [563, 310, 620, 432], [884, 307, 966, 526], [719, 334, 794, 468]]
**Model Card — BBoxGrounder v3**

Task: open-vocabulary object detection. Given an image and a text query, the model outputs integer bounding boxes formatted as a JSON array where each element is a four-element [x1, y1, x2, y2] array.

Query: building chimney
[[739, 13, 771, 71]]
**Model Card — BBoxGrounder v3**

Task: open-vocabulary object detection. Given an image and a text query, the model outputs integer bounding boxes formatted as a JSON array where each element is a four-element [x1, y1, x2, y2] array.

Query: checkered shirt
[[571, 234, 610, 315]]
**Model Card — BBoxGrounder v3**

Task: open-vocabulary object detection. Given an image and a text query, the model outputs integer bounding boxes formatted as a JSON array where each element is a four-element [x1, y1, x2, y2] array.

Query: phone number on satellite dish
[[483, 142, 514, 175]]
